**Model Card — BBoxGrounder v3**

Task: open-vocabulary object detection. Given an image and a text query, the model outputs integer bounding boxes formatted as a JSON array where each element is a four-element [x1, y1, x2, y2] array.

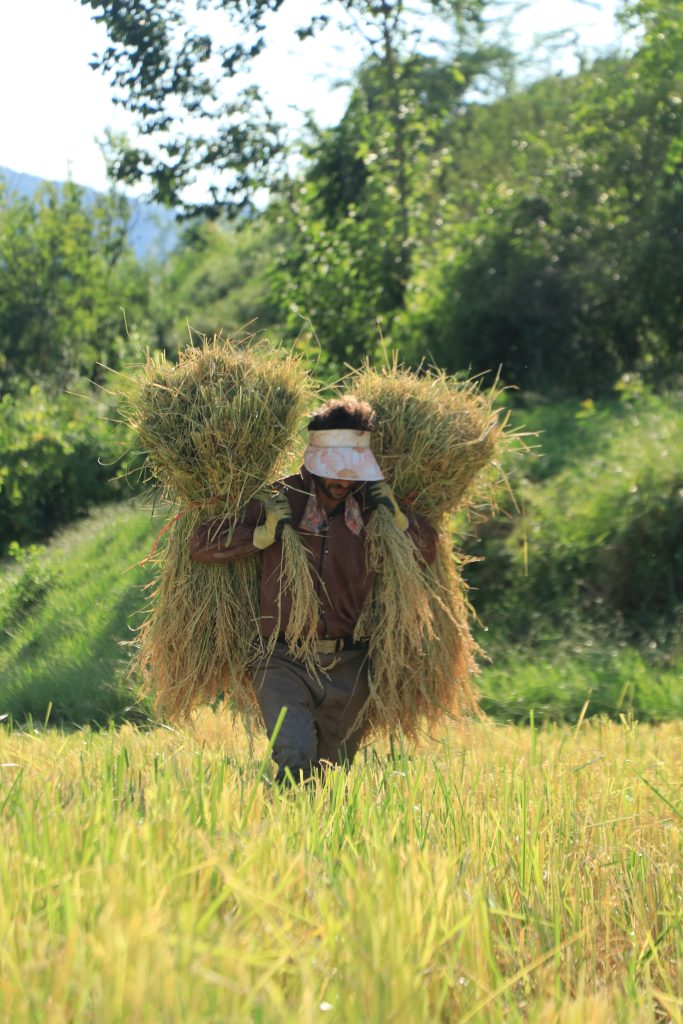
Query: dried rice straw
[[121, 337, 318, 719], [348, 361, 506, 735]]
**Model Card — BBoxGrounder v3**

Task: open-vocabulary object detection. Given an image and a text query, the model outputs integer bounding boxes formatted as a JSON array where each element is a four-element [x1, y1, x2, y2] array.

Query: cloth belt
[[276, 635, 367, 653]]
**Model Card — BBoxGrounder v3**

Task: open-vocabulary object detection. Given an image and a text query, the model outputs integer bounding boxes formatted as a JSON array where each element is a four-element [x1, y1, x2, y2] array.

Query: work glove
[[366, 481, 409, 532], [253, 493, 293, 550]]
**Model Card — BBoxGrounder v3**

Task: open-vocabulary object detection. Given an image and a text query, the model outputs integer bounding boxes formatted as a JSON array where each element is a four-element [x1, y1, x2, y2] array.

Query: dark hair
[[308, 397, 376, 432]]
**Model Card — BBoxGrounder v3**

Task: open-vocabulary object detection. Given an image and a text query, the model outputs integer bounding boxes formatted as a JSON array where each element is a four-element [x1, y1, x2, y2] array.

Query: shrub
[[0, 383, 135, 553]]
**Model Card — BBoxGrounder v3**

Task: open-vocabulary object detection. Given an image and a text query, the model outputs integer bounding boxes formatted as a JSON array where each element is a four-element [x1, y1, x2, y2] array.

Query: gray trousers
[[252, 642, 370, 781]]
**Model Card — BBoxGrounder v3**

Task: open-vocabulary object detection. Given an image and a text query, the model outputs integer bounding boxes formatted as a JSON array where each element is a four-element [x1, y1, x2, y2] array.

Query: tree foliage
[[0, 382, 133, 552], [81, 0, 287, 212], [270, 34, 512, 368], [393, 0, 683, 392], [81, 0, 501, 216], [0, 180, 150, 391], [154, 216, 287, 346]]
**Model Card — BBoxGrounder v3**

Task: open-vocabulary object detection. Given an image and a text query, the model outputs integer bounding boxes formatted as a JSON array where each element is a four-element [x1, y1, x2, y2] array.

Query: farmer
[[190, 398, 437, 785]]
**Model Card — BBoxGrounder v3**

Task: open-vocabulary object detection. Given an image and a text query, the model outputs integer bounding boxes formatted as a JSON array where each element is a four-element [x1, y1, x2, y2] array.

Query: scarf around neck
[[298, 481, 364, 537]]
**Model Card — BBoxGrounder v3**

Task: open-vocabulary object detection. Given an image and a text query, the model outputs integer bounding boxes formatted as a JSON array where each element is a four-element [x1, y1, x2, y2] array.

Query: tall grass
[[1, 715, 681, 1022]]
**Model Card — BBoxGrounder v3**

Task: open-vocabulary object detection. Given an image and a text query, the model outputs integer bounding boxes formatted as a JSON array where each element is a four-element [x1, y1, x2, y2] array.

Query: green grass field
[[1, 714, 681, 1022]]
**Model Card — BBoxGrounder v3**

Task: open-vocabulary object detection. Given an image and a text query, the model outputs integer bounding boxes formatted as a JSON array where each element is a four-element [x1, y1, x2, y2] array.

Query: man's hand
[[366, 481, 409, 532], [253, 493, 293, 550]]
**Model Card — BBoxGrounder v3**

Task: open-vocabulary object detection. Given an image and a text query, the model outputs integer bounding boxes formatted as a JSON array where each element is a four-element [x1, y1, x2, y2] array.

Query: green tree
[[82, 0, 287, 213], [603, 0, 683, 376], [272, 37, 512, 367], [81, 0, 500, 216], [155, 214, 287, 345], [394, 0, 683, 393], [0, 180, 150, 390]]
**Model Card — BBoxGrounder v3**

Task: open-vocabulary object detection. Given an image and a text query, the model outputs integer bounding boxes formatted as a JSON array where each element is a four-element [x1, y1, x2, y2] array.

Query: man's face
[[315, 476, 356, 503]]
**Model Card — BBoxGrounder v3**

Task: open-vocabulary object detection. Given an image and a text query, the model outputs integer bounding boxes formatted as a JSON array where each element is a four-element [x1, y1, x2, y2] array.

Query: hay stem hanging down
[[135, 508, 262, 720], [418, 533, 480, 720], [347, 362, 509, 736], [269, 524, 320, 675], [353, 507, 436, 735], [121, 337, 317, 719]]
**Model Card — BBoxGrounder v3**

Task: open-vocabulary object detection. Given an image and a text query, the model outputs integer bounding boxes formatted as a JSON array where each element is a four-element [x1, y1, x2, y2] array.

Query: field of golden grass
[[1, 714, 681, 1023]]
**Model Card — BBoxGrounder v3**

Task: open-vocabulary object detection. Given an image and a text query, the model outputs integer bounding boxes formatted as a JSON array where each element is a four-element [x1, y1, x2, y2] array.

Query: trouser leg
[[315, 648, 371, 767], [252, 643, 371, 783], [252, 646, 321, 782]]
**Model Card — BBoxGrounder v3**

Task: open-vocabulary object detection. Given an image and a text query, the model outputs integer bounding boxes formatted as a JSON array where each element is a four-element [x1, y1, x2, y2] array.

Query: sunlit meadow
[[1, 713, 681, 1023]]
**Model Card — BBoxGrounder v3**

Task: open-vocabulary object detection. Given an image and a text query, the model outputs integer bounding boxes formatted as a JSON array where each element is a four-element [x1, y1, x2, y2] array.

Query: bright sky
[[0, 0, 625, 196]]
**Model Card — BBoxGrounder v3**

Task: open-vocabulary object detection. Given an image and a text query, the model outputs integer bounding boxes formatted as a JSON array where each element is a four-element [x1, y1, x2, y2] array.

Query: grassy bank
[[466, 390, 683, 637], [0, 503, 154, 725], [464, 389, 683, 722], [1, 715, 681, 1022]]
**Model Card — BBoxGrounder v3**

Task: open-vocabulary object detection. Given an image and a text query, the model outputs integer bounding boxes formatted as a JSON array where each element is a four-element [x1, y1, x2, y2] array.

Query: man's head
[[304, 397, 384, 488]]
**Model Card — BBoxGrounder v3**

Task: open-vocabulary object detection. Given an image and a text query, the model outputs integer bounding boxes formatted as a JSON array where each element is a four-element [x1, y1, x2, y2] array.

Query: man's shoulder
[[279, 469, 306, 486], [278, 468, 310, 510], [278, 467, 308, 491]]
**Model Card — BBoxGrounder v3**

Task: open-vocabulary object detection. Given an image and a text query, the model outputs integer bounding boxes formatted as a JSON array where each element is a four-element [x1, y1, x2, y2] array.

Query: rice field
[[1, 714, 681, 1023]]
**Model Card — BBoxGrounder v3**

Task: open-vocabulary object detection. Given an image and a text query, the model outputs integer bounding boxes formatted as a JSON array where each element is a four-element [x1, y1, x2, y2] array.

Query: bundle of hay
[[348, 362, 505, 736], [123, 338, 318, 719]]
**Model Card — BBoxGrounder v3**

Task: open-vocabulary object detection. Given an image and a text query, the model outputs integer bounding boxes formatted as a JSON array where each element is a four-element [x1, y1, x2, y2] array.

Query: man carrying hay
[[190, 398, 437, 785]]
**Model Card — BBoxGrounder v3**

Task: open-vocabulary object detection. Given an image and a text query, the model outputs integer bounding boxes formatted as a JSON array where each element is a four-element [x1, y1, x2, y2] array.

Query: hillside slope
[[466, 390, 683, 721], [0, 504, 154, 725]]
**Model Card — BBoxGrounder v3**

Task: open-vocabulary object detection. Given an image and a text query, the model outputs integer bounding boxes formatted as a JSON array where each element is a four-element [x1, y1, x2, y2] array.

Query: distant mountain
[[0, 166, 178, 262]]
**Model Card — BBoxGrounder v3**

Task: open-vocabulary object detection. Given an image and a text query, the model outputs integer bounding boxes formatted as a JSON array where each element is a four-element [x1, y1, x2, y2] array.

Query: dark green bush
[[0, 384, 135, 553], [0, 545, 57, 634]]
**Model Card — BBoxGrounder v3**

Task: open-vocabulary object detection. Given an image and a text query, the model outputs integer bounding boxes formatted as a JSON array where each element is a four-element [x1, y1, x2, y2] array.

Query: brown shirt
[[189, 467, 437, 640]]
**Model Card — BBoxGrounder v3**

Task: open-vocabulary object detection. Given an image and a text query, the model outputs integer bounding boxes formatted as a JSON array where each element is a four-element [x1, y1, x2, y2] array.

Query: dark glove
[[366, 481, 409, 531], [253, 493, 293, 549]]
